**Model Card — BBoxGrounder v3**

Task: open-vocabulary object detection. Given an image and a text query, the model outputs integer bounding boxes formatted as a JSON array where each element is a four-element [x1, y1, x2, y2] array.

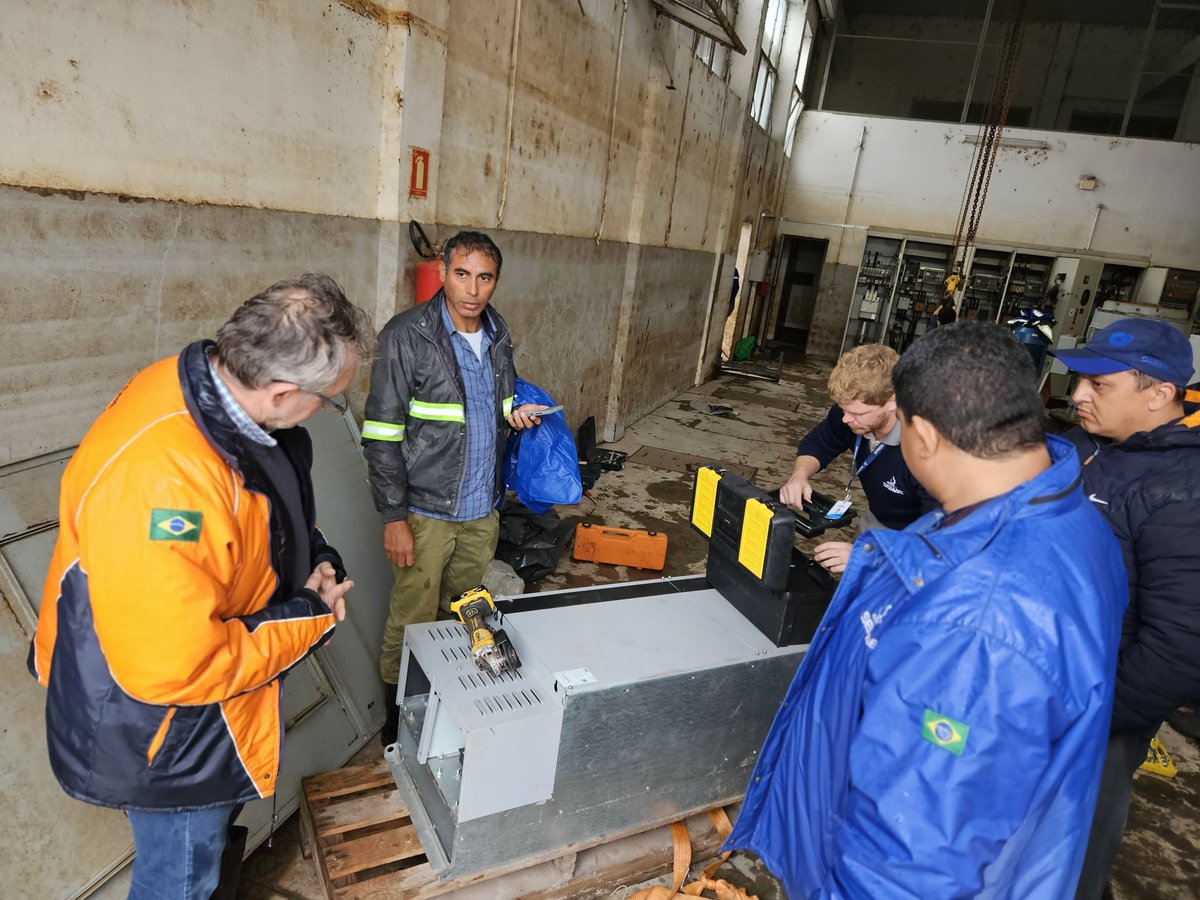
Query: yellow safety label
[[738, 498, 773, 579], [692, 466, 721, 537]]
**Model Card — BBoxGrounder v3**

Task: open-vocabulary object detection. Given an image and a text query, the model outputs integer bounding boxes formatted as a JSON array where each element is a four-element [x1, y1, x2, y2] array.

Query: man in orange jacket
[[29, 274, 373, 899]]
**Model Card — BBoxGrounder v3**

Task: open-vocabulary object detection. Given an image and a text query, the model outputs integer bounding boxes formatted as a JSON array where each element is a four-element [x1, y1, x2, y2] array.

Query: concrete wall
[[0, 185, 385, 465], [2, 0, 388, 218], [0, 0, 797, 466], [780, 110, 1200, 359]]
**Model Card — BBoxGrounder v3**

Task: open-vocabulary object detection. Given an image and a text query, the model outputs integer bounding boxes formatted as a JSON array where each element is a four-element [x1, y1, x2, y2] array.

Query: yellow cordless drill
[[449, 585, 521, 677]]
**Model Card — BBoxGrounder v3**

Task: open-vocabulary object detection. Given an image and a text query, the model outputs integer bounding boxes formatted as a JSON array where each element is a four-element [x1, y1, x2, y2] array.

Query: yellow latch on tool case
[[738, 498, 773, 579], [691, 466, 721, 537]]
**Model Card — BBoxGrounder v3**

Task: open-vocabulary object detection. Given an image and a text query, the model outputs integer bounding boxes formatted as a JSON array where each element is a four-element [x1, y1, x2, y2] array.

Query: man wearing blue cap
[[1050, 318, 1200, 898]]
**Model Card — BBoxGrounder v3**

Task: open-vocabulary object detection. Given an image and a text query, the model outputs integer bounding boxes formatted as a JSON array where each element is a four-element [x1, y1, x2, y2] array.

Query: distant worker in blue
[[779, 343, 935, 573], [728, 322, 1127, 898]]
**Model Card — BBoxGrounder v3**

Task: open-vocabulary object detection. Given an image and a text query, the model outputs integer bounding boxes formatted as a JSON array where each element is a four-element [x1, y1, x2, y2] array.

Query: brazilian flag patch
[[149, 508, 203, 543], [922, 708, 970, 756]]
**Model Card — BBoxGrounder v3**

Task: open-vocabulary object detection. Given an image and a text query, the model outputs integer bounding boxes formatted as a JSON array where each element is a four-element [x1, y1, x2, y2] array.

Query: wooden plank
[[314, 790, 408, 838], [301, 792, 340, 899], [337, 860, 439, 900], [303, 762, 397, 802], [298, 794, 316, 861], [543, 825, 728, 900], [302, 761, 742, 900], [325, 826, 427, 879], [339, 801, 741, 900]]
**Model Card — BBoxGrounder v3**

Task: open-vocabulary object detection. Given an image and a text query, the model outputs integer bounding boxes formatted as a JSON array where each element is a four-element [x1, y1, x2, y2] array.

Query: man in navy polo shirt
[[780, 343, 935, 573], [1049, 319, 1200, 898]]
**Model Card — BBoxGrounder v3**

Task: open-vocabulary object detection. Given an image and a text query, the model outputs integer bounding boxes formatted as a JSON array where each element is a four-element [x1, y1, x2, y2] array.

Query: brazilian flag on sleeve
[[149, 509, 204, 543]]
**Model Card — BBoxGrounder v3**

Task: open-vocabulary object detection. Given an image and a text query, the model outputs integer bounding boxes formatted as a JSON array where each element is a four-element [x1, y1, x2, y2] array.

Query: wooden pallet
[[299, 759, 736, 900], [298, 760, 433, 898]]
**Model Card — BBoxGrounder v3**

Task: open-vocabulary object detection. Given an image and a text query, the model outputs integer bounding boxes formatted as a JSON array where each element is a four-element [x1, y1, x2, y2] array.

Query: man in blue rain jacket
[[726, 322, 1126, 899]]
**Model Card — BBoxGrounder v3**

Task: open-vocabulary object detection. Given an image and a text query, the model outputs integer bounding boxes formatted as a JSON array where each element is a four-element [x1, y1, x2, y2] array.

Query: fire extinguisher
[[410, 220, 442, 304]]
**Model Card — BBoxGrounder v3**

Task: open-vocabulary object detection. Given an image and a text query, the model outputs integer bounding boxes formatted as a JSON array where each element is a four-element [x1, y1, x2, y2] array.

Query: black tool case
[[690, 466, 836, 646]]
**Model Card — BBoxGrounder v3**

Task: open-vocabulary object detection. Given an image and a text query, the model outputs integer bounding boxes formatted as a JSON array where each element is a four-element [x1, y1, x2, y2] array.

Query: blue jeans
[[127, 804, 241, 899], [1074, 729, 1154, 899]]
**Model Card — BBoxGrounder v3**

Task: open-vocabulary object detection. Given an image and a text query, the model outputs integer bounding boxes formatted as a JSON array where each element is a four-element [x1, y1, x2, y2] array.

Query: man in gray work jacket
[[363, 231, 545, 745]]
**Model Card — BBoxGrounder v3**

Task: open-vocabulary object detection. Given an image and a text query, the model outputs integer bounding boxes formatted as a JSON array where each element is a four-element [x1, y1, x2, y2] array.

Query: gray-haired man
[[31, 274, 374, 899]]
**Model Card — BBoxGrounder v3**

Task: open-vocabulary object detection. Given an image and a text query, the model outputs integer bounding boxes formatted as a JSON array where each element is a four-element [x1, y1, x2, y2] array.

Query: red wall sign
[[409, 147, 430, 198]]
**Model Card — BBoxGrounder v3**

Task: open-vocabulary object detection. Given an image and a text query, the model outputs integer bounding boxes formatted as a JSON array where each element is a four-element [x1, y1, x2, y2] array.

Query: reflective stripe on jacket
[[725, 436, 1127, 898], [362, 292, 516, 522], [30, 341, 341, 810]]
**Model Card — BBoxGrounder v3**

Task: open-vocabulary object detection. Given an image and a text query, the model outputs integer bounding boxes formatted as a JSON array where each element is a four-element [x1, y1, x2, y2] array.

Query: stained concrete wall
[[0, 0, 797, 466], [458, 228, 628, 426], [780, 110, 1200, 360], [1, 0, 389, 218], [0, 185, 385, 465]]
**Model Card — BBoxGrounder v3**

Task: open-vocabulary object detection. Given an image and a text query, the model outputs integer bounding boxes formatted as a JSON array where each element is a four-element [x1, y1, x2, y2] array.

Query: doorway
[[772, 236, 828, 353]]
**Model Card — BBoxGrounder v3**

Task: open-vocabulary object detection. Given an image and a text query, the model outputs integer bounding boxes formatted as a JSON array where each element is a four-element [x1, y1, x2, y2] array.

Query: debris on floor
[[494, 497, 578, 584], [1140, 736, 1178, 779]]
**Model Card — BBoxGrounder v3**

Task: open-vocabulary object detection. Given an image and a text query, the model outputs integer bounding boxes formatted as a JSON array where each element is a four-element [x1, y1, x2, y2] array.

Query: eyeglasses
[[305, 389, 348, 414], [282, 381, 349, 414], [312, 393, 345, 417]]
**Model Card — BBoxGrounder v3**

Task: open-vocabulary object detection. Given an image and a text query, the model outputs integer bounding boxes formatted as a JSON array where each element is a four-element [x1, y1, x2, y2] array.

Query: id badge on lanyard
[[845, 435, 886, 499]]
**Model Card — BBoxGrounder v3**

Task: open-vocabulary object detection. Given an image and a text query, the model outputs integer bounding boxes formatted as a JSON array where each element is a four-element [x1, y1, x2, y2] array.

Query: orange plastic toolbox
[[572, 523, 668, 570]]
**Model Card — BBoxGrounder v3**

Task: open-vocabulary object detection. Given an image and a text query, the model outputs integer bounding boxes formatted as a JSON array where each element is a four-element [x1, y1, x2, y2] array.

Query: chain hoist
[[946, 0, 1029, 298]]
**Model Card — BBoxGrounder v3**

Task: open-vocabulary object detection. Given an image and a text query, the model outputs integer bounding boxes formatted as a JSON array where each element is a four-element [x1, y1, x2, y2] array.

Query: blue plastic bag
[[504, 378, 583, 513]]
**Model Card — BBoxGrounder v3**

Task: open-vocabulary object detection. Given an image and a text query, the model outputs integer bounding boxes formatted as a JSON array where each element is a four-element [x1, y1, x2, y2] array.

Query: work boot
[[381, 680, 399, 747]]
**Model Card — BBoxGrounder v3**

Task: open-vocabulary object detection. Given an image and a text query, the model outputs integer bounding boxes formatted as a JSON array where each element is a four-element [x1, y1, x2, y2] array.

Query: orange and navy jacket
[[29, 340, 342, 810]]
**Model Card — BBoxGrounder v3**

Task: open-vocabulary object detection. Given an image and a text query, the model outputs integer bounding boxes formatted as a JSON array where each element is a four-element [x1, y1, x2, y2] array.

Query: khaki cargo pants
[[378, 509, 500, 685]]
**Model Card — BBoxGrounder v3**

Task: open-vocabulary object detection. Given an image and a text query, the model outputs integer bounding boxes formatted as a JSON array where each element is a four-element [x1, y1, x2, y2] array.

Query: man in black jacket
[[780, 343, 936, 573], [363, 231, 546, 746], [1050, 318, 1200, 898]]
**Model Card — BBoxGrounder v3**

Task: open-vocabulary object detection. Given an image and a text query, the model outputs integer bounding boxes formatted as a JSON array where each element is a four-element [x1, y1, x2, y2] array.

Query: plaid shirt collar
[[206, 352, 277, 447], [440, 302, 494, 343]]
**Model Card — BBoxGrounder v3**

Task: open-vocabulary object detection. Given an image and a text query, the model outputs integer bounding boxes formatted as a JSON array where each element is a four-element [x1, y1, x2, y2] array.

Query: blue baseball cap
[[1050, 318, 1194, 386]]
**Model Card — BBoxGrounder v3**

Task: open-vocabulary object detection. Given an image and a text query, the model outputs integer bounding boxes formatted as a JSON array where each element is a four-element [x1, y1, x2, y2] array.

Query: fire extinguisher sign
[[409, 147, 430, 198]]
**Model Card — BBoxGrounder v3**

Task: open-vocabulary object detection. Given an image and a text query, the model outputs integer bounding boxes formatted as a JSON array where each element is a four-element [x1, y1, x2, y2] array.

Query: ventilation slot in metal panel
[[428, 624, 463, 643], [472, 690, 544, 716], [456, 667, 526, 691], [439, 645, 472, 664], [458, 673, 487, 691]]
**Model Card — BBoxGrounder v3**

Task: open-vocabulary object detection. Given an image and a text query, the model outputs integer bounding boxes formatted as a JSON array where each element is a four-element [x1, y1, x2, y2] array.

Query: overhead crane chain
[[948, 0, 1029, 280], [966, 1, 1026, 248]]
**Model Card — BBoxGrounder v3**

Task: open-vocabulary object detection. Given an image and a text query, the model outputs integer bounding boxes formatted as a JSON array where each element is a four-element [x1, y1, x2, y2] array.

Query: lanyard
[[847, 435, 888, 492]]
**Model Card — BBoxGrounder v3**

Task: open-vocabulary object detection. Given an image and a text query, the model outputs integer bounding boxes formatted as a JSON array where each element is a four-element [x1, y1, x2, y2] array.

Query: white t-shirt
[[459, 328, 485, 360]]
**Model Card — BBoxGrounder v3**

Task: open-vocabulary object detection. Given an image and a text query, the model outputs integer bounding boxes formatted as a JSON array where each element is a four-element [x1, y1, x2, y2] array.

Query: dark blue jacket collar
[[179, 339, 249, 472]]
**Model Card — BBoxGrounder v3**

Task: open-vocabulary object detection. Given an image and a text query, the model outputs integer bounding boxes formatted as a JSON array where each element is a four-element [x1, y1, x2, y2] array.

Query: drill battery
[[572, 523, 668, 571]]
